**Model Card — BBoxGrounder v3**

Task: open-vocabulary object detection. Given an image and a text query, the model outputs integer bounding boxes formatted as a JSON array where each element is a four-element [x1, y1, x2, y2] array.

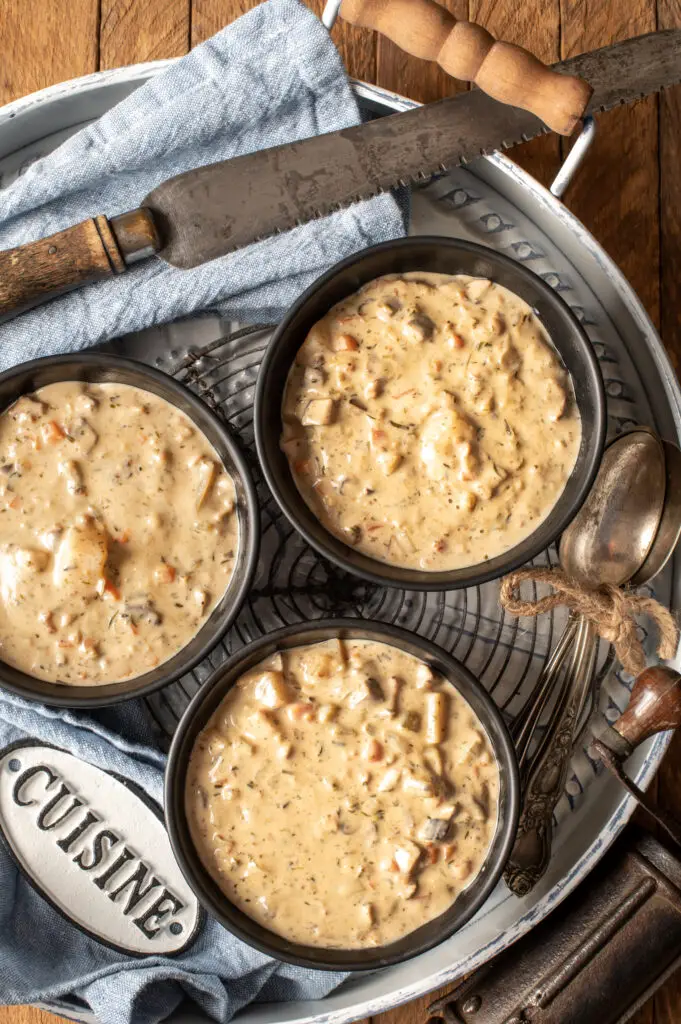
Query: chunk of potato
[[425, 691, 448, 745], [302, 398, 337, 426], [420, 408, 476, 482], [376, 767, 401, 792], [9, 395, 47, 424], [393, 839, 422, 875], [0, 545, 49, 603], [414, 663, 435, 690], [253, 670, 292, 710], [53, 518, 109, 597], [58, 459, 85, 496], [454, 730, 485, 766], [376, 450, 402, 476]]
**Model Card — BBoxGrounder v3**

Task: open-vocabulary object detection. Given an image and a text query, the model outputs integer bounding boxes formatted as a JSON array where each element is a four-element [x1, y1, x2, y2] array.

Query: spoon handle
[[511, 614, 579, 774], [504, 616, 597, 896]]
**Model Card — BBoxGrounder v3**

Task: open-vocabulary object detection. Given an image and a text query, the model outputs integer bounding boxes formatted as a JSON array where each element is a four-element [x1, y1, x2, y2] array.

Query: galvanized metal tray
[[0, 58, 679, 1024]]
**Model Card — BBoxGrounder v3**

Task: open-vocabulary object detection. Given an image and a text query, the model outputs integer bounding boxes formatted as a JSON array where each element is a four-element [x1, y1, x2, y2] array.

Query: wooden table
[[0, 0, 680, 1021]]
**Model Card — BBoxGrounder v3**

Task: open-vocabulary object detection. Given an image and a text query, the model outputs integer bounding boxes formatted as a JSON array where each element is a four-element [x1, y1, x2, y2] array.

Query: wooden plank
[[0, 0, 99, 104], [658, 0, 681, 374], [100, 0, 190, 69], [371, 984, 455, 1024], [310, 0, 377, 83], [560, 0, 659, 323], [375, 0, 467, 105], [0, 1010, 64, 1024], [560, 7, 659, 1022], [191, 0, 254, 44], [469, 0, 561, 187], [190, 1, 375, 82]]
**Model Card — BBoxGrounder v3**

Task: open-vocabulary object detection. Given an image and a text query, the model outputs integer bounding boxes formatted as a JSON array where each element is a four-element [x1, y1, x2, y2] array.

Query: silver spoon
[[511, 428, 667, 775], [504, 429, 670, 896]]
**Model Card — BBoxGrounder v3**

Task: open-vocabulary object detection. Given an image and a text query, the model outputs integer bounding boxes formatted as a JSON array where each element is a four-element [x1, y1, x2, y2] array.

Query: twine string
[[499, 567, 679, 677]]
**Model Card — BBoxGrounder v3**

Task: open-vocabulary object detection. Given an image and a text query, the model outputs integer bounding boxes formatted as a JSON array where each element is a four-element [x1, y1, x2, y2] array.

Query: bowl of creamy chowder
[[166, 620, 519, 969], [0, 353, 259, 706], [255, 237, 606, 590]]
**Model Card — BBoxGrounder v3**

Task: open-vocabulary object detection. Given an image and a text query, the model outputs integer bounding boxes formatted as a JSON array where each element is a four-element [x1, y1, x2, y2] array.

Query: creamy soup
[[281, 273, 581, 571], [186, 638, 499, 949], [0, 381, 238, 685]]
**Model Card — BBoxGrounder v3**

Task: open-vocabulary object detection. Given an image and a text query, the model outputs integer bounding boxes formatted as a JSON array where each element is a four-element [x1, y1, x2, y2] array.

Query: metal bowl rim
[[164, 617, 521, 971], [254, 235, 607, 592], [0, 351, 261, 708]]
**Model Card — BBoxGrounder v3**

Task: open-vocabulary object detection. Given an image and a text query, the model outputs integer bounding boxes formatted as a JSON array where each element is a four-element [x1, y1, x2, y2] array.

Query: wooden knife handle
[[0, 208, 161, 320], [340, 0, 593, 135], [614, 666, 681, 747]]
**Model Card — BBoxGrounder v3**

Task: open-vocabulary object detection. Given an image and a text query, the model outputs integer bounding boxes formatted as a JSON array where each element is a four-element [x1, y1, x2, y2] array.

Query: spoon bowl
[[630, 439, 681, 586], [559, 428, 667, 588]]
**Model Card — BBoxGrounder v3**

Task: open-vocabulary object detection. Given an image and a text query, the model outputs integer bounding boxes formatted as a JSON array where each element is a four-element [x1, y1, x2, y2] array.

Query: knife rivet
[[460, 996, 482, 1015], [48, 246, 57, 255]]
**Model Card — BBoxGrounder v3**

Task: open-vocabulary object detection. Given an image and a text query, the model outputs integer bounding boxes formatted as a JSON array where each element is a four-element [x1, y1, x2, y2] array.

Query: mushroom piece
[[123, 597, 163, 627], [66, 417, 98, 456], [418, 817, 451, 842], [401, 313, 434, 343]]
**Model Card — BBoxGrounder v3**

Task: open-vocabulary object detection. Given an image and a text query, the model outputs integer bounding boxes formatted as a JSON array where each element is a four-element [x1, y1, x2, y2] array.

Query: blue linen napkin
[[0, 693, 348, 1024], [0, 1, 406, 1020], [0, 0, 405, 369]]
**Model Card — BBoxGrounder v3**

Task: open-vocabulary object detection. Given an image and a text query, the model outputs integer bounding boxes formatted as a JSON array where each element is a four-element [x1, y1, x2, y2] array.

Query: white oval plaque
[[0, 741, 201, 956]]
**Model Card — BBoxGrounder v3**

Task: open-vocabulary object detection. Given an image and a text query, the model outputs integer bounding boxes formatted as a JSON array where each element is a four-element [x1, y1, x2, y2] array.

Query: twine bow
[[499, 567, 679, 676]]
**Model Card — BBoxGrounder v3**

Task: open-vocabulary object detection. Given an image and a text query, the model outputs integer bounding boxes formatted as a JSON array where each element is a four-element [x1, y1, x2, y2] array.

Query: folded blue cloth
[[0, 0, 405, 369], [0, 2, 405, 1020]]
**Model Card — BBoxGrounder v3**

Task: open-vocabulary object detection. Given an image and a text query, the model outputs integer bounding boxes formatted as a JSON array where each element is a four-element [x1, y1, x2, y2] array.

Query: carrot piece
[[116, 530, 131, 544], [104, 579, 121, 600], [332, 334, 359, 352], [154, 563, 176, 584], [129, 621, 139, 636], [42, 420, 66, 444], [424, 844, 440, 865]]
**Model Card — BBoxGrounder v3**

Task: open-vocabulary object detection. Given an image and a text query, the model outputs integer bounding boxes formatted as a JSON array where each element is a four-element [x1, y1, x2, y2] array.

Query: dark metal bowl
[[255, 237, 606, 591], [165, 619, 520, 970], [0, 353, 260, 708]]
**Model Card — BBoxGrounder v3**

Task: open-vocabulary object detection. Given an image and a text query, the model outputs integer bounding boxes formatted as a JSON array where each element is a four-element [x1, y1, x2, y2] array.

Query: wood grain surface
[[0, 0, 679, 1022]]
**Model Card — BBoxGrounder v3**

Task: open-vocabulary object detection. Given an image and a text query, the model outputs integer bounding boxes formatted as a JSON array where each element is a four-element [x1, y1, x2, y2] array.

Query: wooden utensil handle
[[614, 666, 681, 746], [340, 0, 593, 135], [0, 208, 160, 320]]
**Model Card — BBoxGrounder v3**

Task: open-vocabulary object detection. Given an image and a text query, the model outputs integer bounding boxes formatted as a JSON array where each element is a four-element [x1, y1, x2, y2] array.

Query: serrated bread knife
[[0, 29, 679, 321]]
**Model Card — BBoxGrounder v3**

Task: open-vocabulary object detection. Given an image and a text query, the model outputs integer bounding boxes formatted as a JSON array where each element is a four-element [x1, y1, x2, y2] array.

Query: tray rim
[[0, 58, 676, 1024]]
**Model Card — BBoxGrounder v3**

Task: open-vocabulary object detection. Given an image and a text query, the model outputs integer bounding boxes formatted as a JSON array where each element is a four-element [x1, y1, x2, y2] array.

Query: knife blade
[[147, 29, 681, 269], [1, 29, 680, 319]]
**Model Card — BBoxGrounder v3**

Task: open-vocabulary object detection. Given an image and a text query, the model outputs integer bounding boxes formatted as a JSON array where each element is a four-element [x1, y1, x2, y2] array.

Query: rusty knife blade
[[145, 29, 681, 269]]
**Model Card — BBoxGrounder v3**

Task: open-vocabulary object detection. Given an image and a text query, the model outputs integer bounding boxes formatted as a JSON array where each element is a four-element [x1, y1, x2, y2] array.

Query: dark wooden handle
[[614, 666, 681, 746], [340, 0, 592, 135], [0, 208, 160, 320]]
